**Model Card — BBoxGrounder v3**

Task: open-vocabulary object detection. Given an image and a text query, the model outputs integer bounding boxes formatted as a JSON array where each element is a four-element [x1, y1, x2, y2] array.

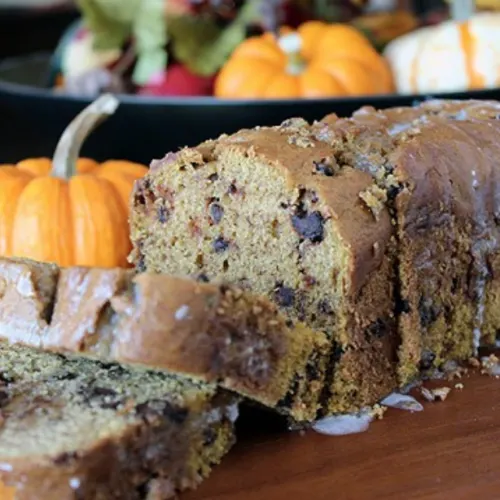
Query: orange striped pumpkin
[[0, 94, 148, 268], [384, 12, 500, 94]]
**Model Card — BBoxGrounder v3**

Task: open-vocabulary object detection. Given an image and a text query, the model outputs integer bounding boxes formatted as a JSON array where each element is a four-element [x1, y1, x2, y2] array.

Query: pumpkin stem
[[51, 94, 120, 179], [278, 33, 306, 76]]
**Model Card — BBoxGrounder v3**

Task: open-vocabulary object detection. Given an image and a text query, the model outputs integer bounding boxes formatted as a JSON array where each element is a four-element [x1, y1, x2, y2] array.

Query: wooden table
[[185, 371, 500, 500]]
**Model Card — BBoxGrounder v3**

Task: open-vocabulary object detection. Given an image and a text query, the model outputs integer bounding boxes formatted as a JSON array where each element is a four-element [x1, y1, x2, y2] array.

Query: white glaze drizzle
[[174, 304, 190, 321], [469, 166, 497, 355], [312, 409, 374, 436], [380, 392, 424, 412]]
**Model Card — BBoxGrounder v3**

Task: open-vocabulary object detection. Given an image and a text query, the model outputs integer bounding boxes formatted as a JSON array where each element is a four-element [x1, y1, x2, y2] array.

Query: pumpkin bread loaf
[[129, 117, 398, 414], [0, 342, 237, 500], [0, 257, 329, 422], [322, 99, 500, 384], [129, 99, 500, 414]]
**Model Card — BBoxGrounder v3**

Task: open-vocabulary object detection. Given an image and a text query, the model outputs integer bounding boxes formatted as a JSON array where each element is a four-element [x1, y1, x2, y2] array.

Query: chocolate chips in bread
[[323, 99, 500, 383], [129, 118, 398, 414], [0, 258, 329, 422], [129, 100, 500, 415], [0, 342, 237, 500]]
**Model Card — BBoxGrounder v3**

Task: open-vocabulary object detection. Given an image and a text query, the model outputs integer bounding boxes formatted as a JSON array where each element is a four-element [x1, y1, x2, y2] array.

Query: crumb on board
[[454, 383, 464, 390], [468, 357, 481, 368], [370, 404, 387, 420], [420, 386, 451, 402], [480, 354, 500, 377]]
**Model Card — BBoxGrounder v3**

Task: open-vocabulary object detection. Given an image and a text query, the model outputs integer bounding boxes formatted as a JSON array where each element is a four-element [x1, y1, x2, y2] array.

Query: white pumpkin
[[61, 27, 122, 80], [384, 12, 500, 94]]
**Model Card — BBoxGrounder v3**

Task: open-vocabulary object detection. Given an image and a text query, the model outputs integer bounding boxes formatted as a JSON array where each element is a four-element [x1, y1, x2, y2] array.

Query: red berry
[[138, 64, 215, 97]]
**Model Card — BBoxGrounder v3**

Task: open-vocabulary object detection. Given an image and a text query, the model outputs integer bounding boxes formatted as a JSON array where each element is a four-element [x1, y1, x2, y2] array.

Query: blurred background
[[0, 0, 498, 163]]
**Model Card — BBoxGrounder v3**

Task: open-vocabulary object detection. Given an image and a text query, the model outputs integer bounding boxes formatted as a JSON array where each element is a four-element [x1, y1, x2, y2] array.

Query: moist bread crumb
[[0, 258, 329, 422], [0, 342, 237, 500], [130, 98, 500, 415]]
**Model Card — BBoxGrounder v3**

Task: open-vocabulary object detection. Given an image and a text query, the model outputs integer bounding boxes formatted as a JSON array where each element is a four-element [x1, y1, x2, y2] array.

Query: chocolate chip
[[53, 452, 78, 466], [314, 158, 337, 176], [96, 361, 126, 374], [136, 255, 146, 273], [0, 390, 8, 407], [228, 183, 238, 195], [90, 387, 118, 397], [296, 292, 307, 322], [80, 384, 123, 409], [365, 318, 388, 340], [419, 350, 436, 370], [285, 319, 294, 328], [50, 370, 79, 382], [397, 299, 411, 314], [0, 372, 13, 385], [274, 283, 295, 307], [331, 343, 344, 364], [277, 376, 300, 409], [203, 427, 217, 446], [213, 236, 229, 253], [136, 400, 189, 424], [418, 297, 439, 328], [157, 205, 169, 224], [208, 173, 219, 182], [280, 202, 289, 209], [386, 185, 401, 201], [291, 210, 324, 243], [306, 363, 320, 381], [210, 203, 224, 224], [317, 299, 334, 316], [134, 191, 146, 206], [197, 274, 210, 283]]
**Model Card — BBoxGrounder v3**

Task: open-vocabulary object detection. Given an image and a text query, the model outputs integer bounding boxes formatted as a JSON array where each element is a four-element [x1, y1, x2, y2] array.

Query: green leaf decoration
[[132, 0, 168, 84], [168, 1, 261, 77], [76, 0, 135, 50], [77, 0, 168, 85]]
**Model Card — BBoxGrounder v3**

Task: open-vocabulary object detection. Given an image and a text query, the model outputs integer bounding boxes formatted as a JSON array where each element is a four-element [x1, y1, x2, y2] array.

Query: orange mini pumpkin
[[0, 482, 13, 500], [215, 21, 394, 99], [0, 95, 148, 268]]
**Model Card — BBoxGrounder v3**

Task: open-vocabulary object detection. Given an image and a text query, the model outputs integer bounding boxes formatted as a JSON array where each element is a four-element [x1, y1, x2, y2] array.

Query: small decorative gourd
[[384, 12, 500, 94], [215, 20, 394, 99], [0, 95, 148, 268]]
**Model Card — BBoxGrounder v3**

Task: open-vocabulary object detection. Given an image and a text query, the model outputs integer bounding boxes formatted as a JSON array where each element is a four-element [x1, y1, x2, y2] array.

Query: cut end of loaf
[[129, 118, 400, 415], [0, 342, 237, 500]]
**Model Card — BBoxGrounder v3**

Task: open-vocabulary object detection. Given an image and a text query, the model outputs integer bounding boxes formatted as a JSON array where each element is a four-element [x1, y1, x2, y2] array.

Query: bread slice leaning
[[0, 342, 237, 500], [0, 257, 329, 422]]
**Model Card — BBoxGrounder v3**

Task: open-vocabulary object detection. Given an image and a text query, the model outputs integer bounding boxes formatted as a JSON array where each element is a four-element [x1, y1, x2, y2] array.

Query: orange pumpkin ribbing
[[0, 96, 148, 268], [215, 21, 394, 99], [0, 161, 148, 268], [458, 22, 485, 90]]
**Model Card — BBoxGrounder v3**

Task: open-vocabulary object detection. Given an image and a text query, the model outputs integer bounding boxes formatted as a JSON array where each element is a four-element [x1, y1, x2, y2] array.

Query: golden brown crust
[[130, 99, 500, 414], [0, 258, 327, 421]]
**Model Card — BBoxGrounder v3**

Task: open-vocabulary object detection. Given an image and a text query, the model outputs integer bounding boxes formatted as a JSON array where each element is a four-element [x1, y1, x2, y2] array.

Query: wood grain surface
[[185, 370, 500, 500], [0, 369, 498, 500]]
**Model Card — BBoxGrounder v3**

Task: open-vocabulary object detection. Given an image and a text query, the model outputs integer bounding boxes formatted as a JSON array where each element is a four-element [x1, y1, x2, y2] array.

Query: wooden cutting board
[[185, 369, 500, 500], [1, 369, 498, 499]]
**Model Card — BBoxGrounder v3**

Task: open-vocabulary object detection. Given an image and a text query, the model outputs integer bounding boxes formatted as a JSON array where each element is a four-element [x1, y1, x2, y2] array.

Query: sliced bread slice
[[0, 342, 237, 500], [0, 258, 329, 422]]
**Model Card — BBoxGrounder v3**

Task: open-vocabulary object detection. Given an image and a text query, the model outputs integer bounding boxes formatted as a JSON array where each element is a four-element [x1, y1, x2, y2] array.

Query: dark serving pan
[[1, 52, 500, 165]]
